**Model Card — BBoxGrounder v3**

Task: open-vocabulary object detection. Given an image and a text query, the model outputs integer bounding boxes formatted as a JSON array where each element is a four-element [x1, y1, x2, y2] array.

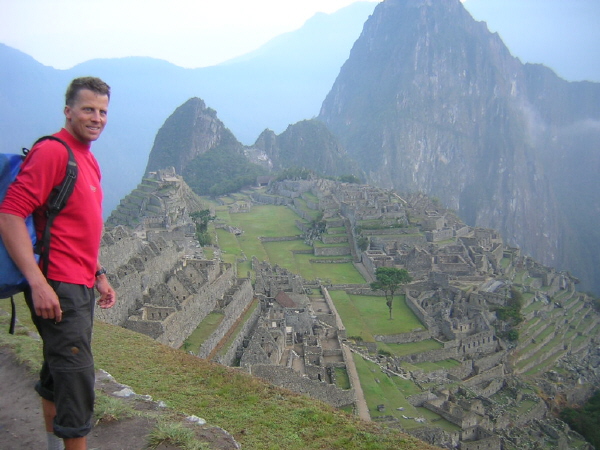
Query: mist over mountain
[[318, 0, 600, 293]]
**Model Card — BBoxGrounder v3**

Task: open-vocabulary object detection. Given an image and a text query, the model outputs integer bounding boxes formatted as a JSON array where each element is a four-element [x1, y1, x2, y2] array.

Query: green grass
[[352, 353, 457, 431], [183, 312, 225, 353], [227, 204, 304, 237], [335, 367, 351, 390], [292, 255, 364, 284], [211, 201, 366, 284], [215, 300, 259, 358], [380, 340, 444, 358], [293, 198, 321, 220], [329, 291, 423, 342], [0, 298, 438, 450], [147, 420, 210, 450]]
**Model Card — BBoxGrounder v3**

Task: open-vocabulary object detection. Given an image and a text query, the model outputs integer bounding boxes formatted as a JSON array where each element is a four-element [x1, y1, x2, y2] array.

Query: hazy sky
[[1, 0, 598, 82], [464, 0, 600, 82], [0, 0, 380, 70]]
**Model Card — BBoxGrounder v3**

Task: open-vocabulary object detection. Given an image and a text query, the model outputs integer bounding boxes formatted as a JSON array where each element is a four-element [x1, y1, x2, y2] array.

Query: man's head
[[65, 77, 110, 106], [64, 77, 111, 144]]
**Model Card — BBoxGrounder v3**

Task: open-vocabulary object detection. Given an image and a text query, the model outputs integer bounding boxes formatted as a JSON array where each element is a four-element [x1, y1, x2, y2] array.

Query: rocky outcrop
[[252, 119, 362, 178], [144, 98, 239, 176]]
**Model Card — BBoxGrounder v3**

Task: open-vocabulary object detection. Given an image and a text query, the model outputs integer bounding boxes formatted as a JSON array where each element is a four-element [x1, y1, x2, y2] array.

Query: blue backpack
[[0, 136, 78, 333]]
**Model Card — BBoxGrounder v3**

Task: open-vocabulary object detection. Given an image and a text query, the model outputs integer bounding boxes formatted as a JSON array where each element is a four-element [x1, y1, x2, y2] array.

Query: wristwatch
[[95, 267, 107, 277]]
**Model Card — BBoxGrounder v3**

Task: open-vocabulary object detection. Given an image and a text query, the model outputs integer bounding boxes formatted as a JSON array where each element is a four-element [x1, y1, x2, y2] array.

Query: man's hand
[[95, 276, 116, 309], [30, 280, 62, 322]]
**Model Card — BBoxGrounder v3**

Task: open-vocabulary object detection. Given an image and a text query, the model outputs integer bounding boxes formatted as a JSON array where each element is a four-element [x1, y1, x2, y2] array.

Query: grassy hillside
[[0, 297, 440, 450]]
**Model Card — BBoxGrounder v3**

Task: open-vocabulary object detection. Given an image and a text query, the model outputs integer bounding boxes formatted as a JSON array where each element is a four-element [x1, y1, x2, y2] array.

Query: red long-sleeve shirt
[[0, 129, 104, 288]]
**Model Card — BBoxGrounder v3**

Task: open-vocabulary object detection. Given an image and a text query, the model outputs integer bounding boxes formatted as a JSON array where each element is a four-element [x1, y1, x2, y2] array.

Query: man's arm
[[0, 213, 62, 321], [94, 262, 116, 309]]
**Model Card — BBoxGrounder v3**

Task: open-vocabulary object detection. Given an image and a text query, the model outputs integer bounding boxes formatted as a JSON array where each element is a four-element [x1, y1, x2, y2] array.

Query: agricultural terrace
[[208, 197, 365, 285]]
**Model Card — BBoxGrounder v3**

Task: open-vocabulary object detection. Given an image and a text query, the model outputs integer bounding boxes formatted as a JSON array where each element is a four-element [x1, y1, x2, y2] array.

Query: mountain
[[0, 1, 376, 216], [253, 119, 363, 178], [318, 0, 600, 294], [145, 98, 238, 176], [146, 98, 267, 197]]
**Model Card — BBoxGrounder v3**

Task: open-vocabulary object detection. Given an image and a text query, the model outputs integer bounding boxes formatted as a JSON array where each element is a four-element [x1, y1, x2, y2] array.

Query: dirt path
[[0, 346, 240, 449]]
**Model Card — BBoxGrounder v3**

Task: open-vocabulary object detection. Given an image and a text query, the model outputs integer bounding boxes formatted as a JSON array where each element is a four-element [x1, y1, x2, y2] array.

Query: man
[[0, 77, 116, 450]]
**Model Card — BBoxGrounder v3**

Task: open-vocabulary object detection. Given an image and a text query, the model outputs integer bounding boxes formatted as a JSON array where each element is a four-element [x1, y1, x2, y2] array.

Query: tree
[[370, 267, 412, 319], [190, 210, 215, 246]]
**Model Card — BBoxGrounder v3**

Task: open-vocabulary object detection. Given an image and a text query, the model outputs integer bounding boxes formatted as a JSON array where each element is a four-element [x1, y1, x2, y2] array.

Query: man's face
[[64, 89, 109, 144]]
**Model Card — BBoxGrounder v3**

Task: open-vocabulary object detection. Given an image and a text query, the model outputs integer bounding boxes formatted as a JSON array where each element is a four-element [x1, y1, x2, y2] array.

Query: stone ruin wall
[[288, 202, 314, 222], [313, 245, 351, 257], [249, 364, 356, 408], [361, 227, 421, 237], [404, 290, 439, 334], [197, 278, 255, 359], [127, 261, 236, 348], [470, 291, 506, 308], [393, 330, 497, 366], [98, 221, 244, 349], [396, 346, 460, 365], [459, 434, 501, 450], [321, 234, 349, 245], [473, 350, 507, 374], [251, 192, 292, 206], [166, 262, 236, 344], [300, 193, 319, 211], [460, 330, 496, 355], [422, 400, 482, 429], [321, 286, 346, 337], [450, 360, 476, 381], [97, 228, 183, 326], [496, 398, 548, 429], [462, 364, 505, 390], [212, 304, 262, 366], [406, 427, 461, 450], [374, 330, 432, 344], [472, 378, 505, 398]]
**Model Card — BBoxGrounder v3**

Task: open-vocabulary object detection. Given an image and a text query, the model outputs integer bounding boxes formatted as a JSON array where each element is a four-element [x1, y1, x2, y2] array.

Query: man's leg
[[42, 399, 87, 450], [64, 437, 87, 450], [42, 398, 56, 432], [43, 399, 64, 450]]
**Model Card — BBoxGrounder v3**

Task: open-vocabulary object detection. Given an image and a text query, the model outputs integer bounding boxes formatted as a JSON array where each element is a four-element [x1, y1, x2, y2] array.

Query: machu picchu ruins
[[100, 171, 600, 450]]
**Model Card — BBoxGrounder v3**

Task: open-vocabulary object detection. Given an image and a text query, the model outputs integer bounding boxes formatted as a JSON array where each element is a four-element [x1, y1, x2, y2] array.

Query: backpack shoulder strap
[[31, 136, 79, 277]]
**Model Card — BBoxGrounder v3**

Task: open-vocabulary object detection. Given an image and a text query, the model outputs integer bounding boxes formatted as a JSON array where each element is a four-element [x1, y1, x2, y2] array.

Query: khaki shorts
[[25, 280, 96, 439]]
